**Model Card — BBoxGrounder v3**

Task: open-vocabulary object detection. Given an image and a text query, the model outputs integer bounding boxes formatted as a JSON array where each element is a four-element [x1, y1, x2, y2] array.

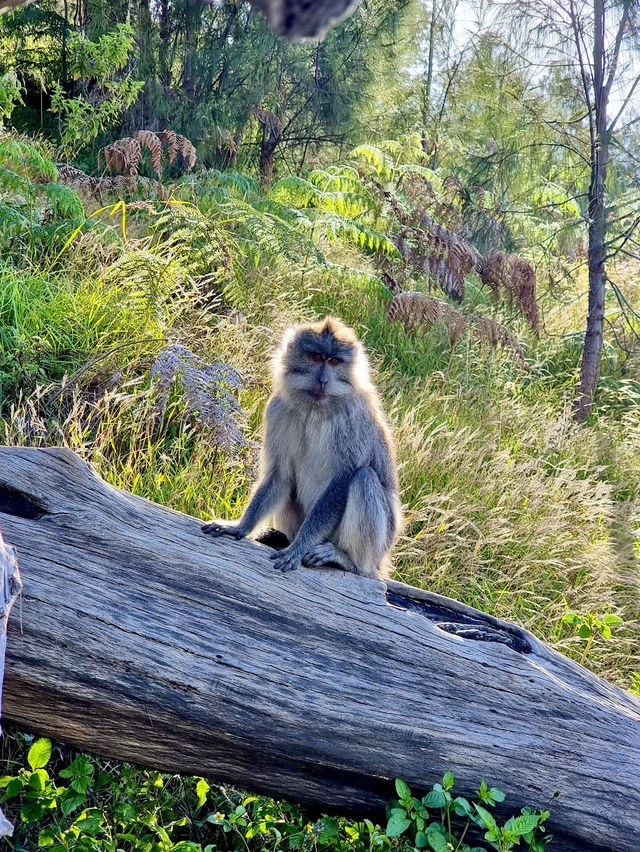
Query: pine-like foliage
[[349, 142, 540, 331], [388, 291, 528, 368]]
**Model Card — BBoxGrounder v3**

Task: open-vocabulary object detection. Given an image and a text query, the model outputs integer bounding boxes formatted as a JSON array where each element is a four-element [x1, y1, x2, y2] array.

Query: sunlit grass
[[1, 208, 638, 692]]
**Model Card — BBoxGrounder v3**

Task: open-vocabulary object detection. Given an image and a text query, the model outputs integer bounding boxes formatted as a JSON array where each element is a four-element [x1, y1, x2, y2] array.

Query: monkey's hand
[[269, 545, 303, 573], [201, 520, 249, 539]]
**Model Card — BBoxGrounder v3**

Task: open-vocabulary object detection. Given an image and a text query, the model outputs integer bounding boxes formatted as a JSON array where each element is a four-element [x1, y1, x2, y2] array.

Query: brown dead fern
[[477, 252, 540, 336], [385, 177, 476, 302], [99, 130, 196, 180], [57, 164, 169, 201], [134, 130, 164, 177], [388, 291, 528, 368]]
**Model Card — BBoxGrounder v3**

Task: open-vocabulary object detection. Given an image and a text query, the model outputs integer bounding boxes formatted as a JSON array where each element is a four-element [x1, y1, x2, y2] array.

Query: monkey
[[202, 317, 403, 579]]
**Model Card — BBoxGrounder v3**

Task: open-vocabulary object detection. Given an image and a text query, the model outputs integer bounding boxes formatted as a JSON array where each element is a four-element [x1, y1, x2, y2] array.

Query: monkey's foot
[[269, 546, 303, 572], [302, 543, 358, 574], [201, 521, 247, 539]]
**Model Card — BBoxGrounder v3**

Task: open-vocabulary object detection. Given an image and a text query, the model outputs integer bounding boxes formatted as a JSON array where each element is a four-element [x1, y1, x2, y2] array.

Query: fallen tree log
[[0, 446, 638, 852]]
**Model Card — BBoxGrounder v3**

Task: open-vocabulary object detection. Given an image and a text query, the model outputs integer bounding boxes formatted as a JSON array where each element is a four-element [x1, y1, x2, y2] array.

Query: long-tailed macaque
[[202, 317, 402, 578]]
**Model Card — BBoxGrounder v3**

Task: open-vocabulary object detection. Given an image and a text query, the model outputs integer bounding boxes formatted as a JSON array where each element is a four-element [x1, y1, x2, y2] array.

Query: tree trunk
[[183, 0, 203, 99], [258, 111, 282, 190], [574, 0, 608, 422], [159, 0, 171, 92], [0, 446, 639, 852]]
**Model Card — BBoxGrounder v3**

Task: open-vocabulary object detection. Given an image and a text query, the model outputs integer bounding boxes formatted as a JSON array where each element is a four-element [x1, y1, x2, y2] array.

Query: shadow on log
[[0, 446, 638, 851]]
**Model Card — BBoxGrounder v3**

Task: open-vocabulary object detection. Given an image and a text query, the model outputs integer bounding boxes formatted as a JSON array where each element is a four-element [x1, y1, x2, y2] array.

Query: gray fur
[[202, 317, 403, 579]]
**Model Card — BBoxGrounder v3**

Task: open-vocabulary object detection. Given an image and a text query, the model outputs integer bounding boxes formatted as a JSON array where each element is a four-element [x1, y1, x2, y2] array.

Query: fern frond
[[251, 198, 313, 230], [307, 166, 364, 194], [40, 182, 84, 219], [198, 169, 259, 200], [0, 139, 58, 183], [399, 164, 444, 196], [0, 165, 30, 195], [270, 176, 324, 207], [349, 144, 394, 181], [315, 212, 399, 257], [0, 199, 29, 233]]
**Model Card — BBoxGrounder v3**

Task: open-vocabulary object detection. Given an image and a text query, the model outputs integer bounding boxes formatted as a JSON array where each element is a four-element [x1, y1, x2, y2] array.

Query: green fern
[[41, 182, 84, 219], [0, 138, 58, 183], [315, 211, 399, 257], [0, 137, 86, 261], [0, 165, 30, 196], [307, 166, 364, 194], [349, 144, 394, 181]]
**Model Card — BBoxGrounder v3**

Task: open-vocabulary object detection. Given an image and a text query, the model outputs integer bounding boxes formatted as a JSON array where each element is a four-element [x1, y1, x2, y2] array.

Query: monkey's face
[[283, 328, 355, 404]]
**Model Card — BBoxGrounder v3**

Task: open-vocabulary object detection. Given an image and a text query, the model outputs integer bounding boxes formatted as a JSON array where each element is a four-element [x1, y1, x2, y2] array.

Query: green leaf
[[474, 803, 498, 831], [21, 800, 48, 823], [423, 790, 446, 808], [426, 824, 449, 852], [453, 796, 472, 816], [28, 769, 49, 791], [60, 787, 86, 816], [28, 739, 52, 770], [578, 624, 592, 638], [317, 818, 340, 842], [442, 771, 454, 790], [505, 813, 541, 835], [38, 826, 57, 847], [74, 809, 103, 835], [415, 830, 429, 848], [2, 777, 24, 800], [603, 615, 623, 625], [385, 813, 411, 837], [196, 778, 209, 809], [488, 787, 505, 803]]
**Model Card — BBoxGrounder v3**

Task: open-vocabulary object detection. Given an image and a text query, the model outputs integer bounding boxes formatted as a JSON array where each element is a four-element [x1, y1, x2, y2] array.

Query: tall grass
[[1, 189, 638, 692]]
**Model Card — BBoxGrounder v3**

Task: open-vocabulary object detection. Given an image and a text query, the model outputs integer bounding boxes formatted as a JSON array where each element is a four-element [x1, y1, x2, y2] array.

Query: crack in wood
[[0, 487, 46, 520], [386, 592, 532, 653]]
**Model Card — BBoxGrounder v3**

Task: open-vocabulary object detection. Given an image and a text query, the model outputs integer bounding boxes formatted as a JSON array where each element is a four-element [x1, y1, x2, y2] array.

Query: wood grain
[[0, 527, 21, 836], [0, 446, 638, 852]]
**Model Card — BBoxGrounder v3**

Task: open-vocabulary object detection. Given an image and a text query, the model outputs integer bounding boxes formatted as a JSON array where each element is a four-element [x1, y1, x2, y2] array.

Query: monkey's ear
[[278, 325, 299, 355]]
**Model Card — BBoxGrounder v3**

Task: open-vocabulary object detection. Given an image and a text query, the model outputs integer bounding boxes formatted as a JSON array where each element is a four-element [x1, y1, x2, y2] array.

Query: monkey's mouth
[[308, 388, 328, 400]]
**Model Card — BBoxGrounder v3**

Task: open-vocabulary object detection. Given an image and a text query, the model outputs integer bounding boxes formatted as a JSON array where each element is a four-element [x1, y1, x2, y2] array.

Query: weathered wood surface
[[0, 527, 22, 836], [0, 446, 638, 852]]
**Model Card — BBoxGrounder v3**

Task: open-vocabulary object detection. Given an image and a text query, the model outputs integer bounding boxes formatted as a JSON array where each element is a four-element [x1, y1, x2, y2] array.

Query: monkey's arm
[[202, 472, 288, 539], [270, 474, 352, 572]]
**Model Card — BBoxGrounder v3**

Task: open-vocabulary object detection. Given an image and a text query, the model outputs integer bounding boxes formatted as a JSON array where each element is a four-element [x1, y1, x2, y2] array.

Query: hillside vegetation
[[1, 0, 640, 847]]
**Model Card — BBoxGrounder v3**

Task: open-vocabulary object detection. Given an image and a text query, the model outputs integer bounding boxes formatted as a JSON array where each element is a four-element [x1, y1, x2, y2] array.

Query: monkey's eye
[[328, 357, 340, 366], [309, 352, 324, 363]]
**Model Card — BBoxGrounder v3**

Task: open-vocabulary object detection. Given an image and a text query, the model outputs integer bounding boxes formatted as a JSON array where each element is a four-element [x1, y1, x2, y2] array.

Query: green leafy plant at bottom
[[387, 776, 550, 852], [1, 736, 551, 852]]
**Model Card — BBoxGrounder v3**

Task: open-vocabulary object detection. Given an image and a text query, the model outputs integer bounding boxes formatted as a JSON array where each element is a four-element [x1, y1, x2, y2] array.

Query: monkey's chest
[[286, 417, 337, 513]]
